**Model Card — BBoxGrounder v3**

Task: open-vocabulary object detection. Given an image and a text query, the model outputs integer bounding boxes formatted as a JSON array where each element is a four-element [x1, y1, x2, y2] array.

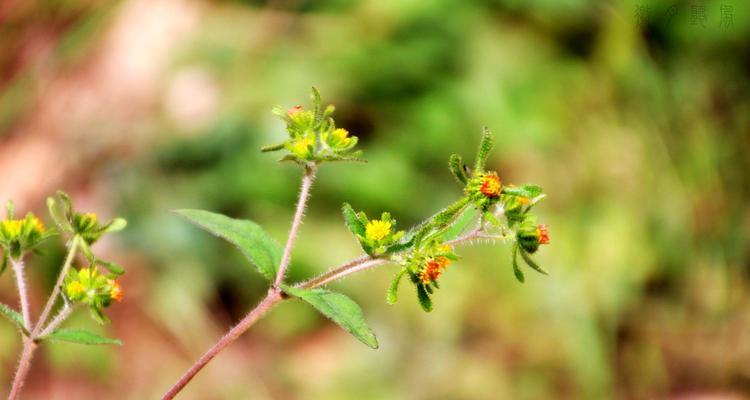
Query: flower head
[[480, 173, 501, 198], [420, 256, 451, 284], [290, 136, 314, 158], [365, 219, 392, 242]]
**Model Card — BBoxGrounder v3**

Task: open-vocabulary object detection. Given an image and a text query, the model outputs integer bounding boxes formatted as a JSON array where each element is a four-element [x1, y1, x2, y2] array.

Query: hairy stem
[[9, 258, 31, 330], [7, 339, 37, 400], [31, 236, 78, 338], [161, 289, 283, 400], [274, 165, 316, 288], [8, 236, 80, 399], [38, 304, 73, 338]]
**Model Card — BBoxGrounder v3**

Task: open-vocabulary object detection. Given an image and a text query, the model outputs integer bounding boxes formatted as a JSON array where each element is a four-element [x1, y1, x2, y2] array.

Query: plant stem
[[31, 236, 78, 337], [7, 236, 80, 400], [273, 165, 316, 289], [162, 203, 495, 398], [9, 258, 31, 331], [38, 304, 73, 338], [161, 289, 283, 400], [7, 339, 36, 400]]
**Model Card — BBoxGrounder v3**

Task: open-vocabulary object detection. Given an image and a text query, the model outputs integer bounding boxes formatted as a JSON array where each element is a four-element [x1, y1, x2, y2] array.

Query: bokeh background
[[1, 0, 749, 398]]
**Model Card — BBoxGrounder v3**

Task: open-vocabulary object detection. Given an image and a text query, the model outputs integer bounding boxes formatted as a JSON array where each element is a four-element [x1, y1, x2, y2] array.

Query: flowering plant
[[1, 192, 126, 399], [162, 88, 551, 398]]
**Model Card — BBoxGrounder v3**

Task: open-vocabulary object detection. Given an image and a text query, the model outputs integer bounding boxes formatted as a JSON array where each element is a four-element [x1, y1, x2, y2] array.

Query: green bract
[[262, 87, 363, 165]]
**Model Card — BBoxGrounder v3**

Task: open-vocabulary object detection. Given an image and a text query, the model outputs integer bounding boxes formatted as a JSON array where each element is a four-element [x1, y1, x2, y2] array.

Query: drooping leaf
[[89, 306, 109, 324], [416, 284, 433, 312], [512, 245, 525, 283], [45, 328, 122, 345], [174, 209, 282, 281], [386, 269, 407, 305], [0, 302, 27, 334], [519, 248, 548, 275], [282, 285, 378, 349]]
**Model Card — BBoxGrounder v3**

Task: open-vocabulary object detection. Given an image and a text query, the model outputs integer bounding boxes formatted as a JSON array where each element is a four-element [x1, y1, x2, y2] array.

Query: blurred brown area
[[1, 0, 750, 399]]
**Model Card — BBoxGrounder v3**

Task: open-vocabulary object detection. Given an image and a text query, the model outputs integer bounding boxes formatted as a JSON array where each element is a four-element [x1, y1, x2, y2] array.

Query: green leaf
[[416, 284, 433, 312], [342, 203, 366, 238], [102, 218, 127, 233], [474, 126, 494, 174], [519, 248, 548, 275], [448, 154, 469, 184], [96, 259, 125, 275], [282, 285, 378, 349], [512, 245, 525, 283], [441, 206, 478, 241], [174, 209, 282, 281], [521, 184, 543, 198], [386, 269, 407, 305], [311, 86, 322, 123], [47, 195, 73, 232], [89, 306, 109, 324], [45, 329, 122, 345], [261, 142, 285, 152], [0, 302, 27, 334]]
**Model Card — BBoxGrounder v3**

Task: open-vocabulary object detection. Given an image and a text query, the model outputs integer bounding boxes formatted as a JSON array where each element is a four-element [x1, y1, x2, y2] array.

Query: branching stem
[[7, 235, 80, 400], [9, 258, 31, 331]]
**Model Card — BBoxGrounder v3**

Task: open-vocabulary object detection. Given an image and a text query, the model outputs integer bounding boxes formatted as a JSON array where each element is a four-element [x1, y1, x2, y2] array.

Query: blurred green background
[[1, 0, 749, 398]]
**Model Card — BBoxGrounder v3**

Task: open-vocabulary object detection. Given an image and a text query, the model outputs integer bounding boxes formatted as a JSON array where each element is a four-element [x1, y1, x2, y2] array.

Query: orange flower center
[[480, 174, 501, 197], [420, 256, 451, 284]]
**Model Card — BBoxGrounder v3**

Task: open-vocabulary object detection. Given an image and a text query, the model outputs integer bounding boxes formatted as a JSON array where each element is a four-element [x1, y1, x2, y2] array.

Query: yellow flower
[[2, 220, 22, 238], [331, 128, 351, 146], [31, 216, 45, 233], [291, 136, 314, 158], [365, 219, 392, 242], [67, 281, 85, 297]]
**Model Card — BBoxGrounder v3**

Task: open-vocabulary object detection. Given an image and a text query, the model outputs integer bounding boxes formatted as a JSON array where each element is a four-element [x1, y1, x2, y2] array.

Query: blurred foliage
[[1, 0, 750, 398]]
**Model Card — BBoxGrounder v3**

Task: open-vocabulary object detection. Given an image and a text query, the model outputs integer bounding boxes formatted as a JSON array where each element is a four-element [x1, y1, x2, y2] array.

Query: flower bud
[[517, 216, 549, 254]]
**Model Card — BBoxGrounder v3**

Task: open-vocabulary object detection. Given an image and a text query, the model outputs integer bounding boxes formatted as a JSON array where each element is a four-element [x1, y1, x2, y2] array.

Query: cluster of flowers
[[0, 192, 127, 324], [265, 91, 550, 312], [262, 88, 362, 164]]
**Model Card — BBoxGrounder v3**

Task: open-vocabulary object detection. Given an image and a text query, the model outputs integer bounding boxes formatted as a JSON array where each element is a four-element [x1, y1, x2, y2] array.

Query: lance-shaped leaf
[[474, 126, 494, 174], [512, 245, 525, 283], [45, 328, 122, 345], [448, 154, 469, 184], [174, 209, 282, 281], [519, 248, 548, 275], [341, 203, 366, 238], [282, 285, 378, 349], [386, 269, 407, 305], [96, 259, 125, 276], [0, 303, 27, 335], [416, 284, 433, 312]]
